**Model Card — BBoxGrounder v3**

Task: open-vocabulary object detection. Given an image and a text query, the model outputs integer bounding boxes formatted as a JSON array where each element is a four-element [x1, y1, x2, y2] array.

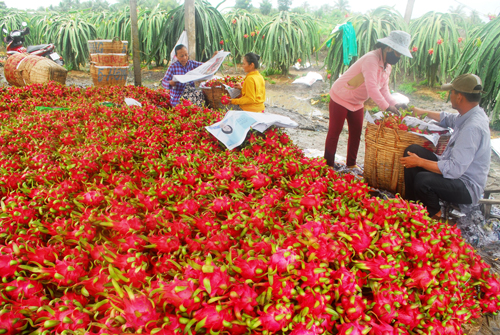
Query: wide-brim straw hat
[[377, 31, 412, 58]]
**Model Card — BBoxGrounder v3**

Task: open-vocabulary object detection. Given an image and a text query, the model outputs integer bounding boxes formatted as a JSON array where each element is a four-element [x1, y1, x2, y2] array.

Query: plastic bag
[[170, 31, 188, 63], [292, 72, 323, 86]]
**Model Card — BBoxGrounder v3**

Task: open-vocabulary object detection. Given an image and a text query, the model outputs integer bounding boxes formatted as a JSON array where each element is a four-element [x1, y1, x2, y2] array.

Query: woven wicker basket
[[21, 55, 67, 85], [4, 53, 27, 87], [90, 65, 128, 87], [90, 53, 128, 67], [364, 122, 450, 196], [4, 54, 67, 87], [202, 85, 228, 109], [88, 38, 128, 54]]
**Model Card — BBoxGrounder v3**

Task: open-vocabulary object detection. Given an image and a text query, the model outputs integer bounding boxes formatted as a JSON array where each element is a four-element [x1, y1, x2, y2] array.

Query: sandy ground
[[1, 63, 500, 333]]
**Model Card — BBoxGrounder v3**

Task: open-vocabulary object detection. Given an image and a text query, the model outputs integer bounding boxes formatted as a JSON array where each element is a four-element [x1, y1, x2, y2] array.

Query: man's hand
[[234, 82, 242, 90], [386, 105, 400, 116], [400, 152, 420, 168], [395, 103, 408, 111], [400, 152, 442, 174], [169, 80, 176, 87]]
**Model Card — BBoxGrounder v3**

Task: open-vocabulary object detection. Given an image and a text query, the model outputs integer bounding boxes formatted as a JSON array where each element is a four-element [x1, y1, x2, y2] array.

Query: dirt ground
[[1, 62, 500, 333]]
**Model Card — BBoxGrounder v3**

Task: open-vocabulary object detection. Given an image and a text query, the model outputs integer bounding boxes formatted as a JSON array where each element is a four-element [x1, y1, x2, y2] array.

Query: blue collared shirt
[[437, 105, 491, 212], [161, 60, 203, 106]]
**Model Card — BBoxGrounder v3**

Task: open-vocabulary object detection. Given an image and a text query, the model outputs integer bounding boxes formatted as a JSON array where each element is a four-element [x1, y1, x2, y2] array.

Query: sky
[[4, 0, 500, 20]]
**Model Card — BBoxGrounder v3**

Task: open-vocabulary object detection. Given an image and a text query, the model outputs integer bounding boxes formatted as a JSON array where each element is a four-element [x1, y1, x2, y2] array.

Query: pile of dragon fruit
[[1, 82, 500, 335]]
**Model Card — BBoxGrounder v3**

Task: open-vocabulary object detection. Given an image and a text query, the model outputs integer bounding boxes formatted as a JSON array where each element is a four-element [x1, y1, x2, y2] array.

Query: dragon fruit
[[0, 310, 25, 335], [228, 283, 258, 319], [270, 247, 299, 273], [336, 320, 370, 335], [340, 295, 367, 321], [193, 304, 234, 332], [121, 294, 161, 331], [258, 304, 293, 332]]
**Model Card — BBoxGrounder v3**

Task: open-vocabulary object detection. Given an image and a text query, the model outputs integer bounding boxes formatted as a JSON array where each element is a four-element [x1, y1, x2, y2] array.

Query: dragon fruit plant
[[0, 82, 499, 335]]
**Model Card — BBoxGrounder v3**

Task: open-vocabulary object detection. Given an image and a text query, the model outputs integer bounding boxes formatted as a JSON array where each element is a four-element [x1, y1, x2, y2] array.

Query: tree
[[260, 0, 272, 15], [448, 4, 465, 16], [0, 1, 7, 9], [277, 0, 292, 12], [333, 0, 349, 14], [235, 0, 251, 11]]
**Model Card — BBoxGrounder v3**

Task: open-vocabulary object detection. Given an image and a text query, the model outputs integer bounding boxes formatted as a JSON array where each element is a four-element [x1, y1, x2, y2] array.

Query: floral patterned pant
[[180, 85, 206, 107]]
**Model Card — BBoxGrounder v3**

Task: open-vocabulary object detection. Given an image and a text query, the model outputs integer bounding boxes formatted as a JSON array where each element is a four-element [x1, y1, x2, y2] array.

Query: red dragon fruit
[[270, 247, 299, 273], [193, 304, 235, 332], [336, 320, 370, 335], [340, 295, 367, 321], [0, 310, 25, 335], [121, 293, 161, 331], [258, 304, 293, 332]]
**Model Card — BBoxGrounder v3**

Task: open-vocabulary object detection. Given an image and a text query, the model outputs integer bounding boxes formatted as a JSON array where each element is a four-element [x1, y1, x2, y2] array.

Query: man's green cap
[[441, 73, 485, 94]]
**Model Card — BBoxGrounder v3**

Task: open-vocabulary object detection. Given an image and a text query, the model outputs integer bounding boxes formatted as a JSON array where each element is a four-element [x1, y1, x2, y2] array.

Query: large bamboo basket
[[202, 85, 228, 109], [90, 53, 128, 67], [88, 38, 128, 54], [364, 122, 450, 197], [4, 54, 67, 87], [3, 53, 27, 86], [90, 65, 128, 87], [21, 56, 67, 85]]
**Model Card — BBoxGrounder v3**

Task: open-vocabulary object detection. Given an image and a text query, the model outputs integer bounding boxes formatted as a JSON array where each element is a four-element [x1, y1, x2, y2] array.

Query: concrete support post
[[185, 0, 196, 59], [130, 0, 142, 86]]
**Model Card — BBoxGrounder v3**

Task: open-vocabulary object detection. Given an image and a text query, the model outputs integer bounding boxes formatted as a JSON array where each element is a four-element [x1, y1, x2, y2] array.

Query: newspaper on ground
[[292, 72, 323, 86], [365, 111, 449, 146], [206, 110, 298, 150], [173, 51, 231, 84], [170, 31, 188, 64]]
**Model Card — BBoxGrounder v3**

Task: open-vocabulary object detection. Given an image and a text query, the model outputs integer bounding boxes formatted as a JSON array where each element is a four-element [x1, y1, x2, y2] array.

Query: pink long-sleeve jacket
[[329, 48, 398, 111]]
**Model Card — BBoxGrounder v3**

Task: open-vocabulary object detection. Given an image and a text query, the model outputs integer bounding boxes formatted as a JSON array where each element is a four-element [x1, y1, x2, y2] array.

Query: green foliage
[[0, 9, 30, 45], [436, 91, 448, 100], [333, 0, 350, 14], [259, 0, 272, 16], [261, 67, 281, 76], [138, 6, 169, 65], [398, 82, 417, 95], [225, 10, 262, 63], [255, 11, 319, 75], [235, 0, 252, 11], [158, 0, 234, 62], [323, 6, 406, 81], [44, 13, 97, 70], [277, 0, 292, 12], [418, 79, 428, 86], [451, 16, 500, 123], [408, 12, 462, 86]]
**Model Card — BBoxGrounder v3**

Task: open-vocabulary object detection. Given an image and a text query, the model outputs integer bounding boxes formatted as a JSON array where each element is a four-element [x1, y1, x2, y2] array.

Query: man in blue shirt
[[400, 74, 491, 218], [161, 45, 203, 106]]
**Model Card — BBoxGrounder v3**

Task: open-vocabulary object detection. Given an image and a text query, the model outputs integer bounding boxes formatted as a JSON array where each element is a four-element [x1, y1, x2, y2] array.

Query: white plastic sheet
[[206, 110, 298, 150], [170, 31, 188, 63], [292, 72, 323, 86]]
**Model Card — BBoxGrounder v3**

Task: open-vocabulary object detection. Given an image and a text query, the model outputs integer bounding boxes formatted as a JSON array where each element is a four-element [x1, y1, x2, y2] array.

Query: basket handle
[[392, 128, 401, 148], [112, 36, 120, 42]]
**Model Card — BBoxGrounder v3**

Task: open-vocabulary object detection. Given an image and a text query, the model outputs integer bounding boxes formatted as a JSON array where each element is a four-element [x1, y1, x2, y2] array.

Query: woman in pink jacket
[[324, 30, 413, 169]]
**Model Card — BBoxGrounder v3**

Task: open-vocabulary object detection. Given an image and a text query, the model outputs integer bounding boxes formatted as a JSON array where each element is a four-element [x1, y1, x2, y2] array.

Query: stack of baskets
[[88, 38, 129, 87], [202, 85, 229, 109], [4, 53, 67, 87], [364, 122, 450, 197]]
